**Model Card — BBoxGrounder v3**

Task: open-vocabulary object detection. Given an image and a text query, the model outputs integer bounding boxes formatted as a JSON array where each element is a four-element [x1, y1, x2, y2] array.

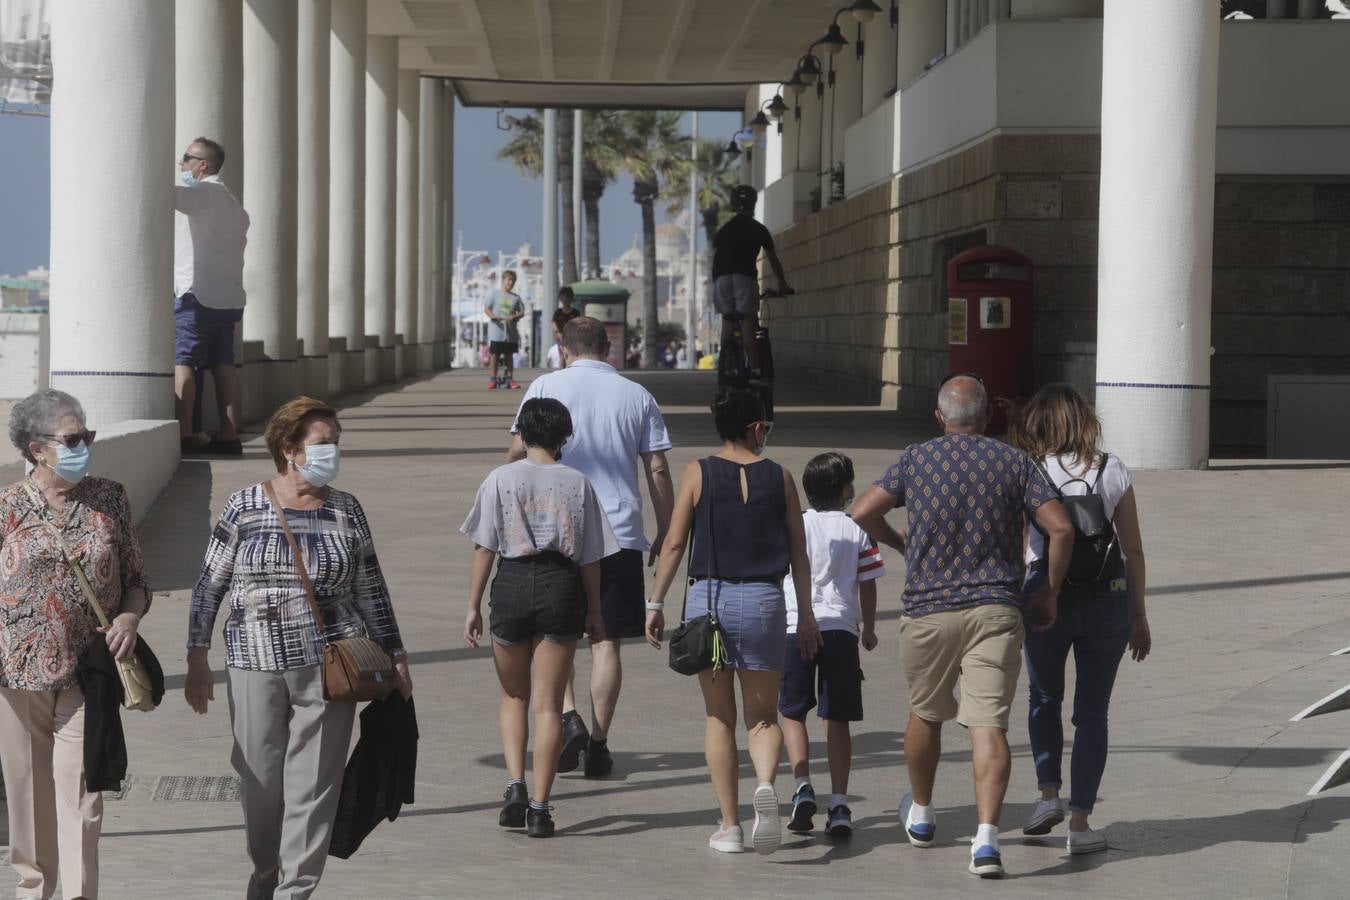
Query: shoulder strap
[[22, 480, 110, 630], [1088, 452, 1109, 495], [262, 481, 327, 637], [1032, 458, 1065, 500]]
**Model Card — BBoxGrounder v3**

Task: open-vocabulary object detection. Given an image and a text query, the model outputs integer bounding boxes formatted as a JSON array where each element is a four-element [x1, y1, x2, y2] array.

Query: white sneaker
[[899, 792, 936, 848], [1067, 826, 1108, 855], [708, 823, 745, 853], [1022, 797, 1066, 835], [751, 783, 782, 855]]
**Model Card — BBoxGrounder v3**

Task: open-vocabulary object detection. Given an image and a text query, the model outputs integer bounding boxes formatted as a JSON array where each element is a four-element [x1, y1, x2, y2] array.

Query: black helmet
[[730, 184, 757, 213]]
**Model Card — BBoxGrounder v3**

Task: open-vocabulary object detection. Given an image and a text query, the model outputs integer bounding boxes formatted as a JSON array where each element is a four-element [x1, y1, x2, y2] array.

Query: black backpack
[[1035, 454, 1123, 586]]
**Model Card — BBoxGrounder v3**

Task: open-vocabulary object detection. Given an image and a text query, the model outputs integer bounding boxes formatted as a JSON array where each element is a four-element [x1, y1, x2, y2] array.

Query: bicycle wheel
[[756, 326, 774, 383], [718, 331, 748, 389]]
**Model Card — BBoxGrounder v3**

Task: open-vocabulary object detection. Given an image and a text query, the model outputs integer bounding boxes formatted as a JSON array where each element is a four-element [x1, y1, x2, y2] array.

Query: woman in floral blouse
[[0, 389, 150, 900], [185, 396, 411, 900]]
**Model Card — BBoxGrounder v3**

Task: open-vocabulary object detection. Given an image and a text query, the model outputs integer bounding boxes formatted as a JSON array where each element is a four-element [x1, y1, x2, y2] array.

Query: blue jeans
[[1023, 564, 1131, 814]]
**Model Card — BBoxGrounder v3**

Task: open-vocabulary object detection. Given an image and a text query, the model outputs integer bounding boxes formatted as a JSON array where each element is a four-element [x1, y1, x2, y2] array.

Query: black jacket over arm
[[330, 692, 419, 859], [75, 635, 165, 793]]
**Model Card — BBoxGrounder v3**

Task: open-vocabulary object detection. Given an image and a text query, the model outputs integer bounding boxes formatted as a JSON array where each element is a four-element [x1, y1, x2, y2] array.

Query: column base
[[1095, 382, 1210, 470], [365, 345, 396, 386], [300, 356, 329, 400], [416, 343, 435, 372]]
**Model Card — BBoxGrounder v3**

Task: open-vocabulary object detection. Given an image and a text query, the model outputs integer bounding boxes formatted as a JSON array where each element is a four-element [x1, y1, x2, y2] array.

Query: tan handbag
[[263, 482, 397, 703], [24, 481, 157, 712]]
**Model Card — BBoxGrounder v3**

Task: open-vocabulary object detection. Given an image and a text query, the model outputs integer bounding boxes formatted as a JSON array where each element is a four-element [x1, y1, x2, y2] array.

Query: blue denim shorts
[[684, 579, 786, 672], [174, 292, 242, 368]]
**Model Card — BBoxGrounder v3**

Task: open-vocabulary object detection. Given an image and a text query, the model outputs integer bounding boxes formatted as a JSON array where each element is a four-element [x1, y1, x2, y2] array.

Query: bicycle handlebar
[[759, 287, 795, 299]]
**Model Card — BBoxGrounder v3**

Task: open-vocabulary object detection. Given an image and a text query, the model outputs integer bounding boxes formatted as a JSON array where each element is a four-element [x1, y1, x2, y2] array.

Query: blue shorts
[[779, 630, 864, 722], [684, 579, 786, 671], [174, 293, 242, 368]]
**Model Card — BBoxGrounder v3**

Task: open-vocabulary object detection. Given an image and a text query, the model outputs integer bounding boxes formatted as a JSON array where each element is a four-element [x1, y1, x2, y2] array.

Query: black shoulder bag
[[668, 460, 731, 676], [1035, 453, 1124, 587]]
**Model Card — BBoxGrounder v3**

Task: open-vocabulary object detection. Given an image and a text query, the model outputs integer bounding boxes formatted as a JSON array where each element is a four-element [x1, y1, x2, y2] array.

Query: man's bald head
[[936, 375, 988, 433]]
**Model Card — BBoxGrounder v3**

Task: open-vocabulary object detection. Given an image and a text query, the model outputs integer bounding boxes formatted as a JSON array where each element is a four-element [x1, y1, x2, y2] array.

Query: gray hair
[[10, 390, 86, 464], [937, 376, 988, 428]]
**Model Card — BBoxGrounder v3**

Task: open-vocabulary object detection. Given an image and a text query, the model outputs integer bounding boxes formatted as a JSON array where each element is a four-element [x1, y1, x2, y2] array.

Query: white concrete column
[[364, 35, 397, 385], [1298, 0, 1319, 17], [438, 82, 455, 366], [242, 0, 298, 413], [1096, 0, 1219, 469], [328, 0, 365, 392], [947, 0, 961, 53], [542, 108, 559, 345], [572, 110, 584, 278], [395, 69, 420, 377], [297, 0, 330, 398], [860, 12, 897, 113], [781, 94, 800, 174], [797, 80, 822, 176], [831, 43, 863, 180], [960, 0, 973, 42], [416, 77, 441, 370], [760, 85, 783, 187], [176, 0, 243, 198], [50, 1, 175, 426], [900, 0, 949, 87], [1266, 0, 1290, 17]]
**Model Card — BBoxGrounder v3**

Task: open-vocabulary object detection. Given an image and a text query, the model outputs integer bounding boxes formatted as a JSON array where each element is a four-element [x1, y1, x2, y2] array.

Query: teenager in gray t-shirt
[[459, 398, 618, 838]]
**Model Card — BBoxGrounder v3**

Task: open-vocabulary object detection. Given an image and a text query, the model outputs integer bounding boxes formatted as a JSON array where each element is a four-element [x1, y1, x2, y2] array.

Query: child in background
[[780, 451, 886, 837], [461, 398, 618, 838]]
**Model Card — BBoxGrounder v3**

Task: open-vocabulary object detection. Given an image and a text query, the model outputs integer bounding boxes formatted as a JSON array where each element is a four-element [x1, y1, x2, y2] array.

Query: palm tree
[[580, 111, 626, 278], [497, 110, 580, 283], [611, 110, 688, 368], [664, 136, 741, 262]]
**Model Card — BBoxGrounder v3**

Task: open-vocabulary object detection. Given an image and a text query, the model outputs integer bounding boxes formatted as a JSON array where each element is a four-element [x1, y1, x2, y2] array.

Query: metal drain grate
[[101, 782, 132, 801], [153, 775, 240, 802]]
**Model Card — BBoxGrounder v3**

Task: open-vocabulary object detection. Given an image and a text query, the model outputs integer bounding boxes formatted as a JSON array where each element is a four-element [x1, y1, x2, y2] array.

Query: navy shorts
[[489, 341, 518, 357], [174, 293, 242, 368], [597, 549, 645, 640], [489, 553, 585, 645], [779, 630, 865, 722]]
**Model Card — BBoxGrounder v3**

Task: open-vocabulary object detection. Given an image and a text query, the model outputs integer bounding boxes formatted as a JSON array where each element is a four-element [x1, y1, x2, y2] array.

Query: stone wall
[[766, 132, 1350, 455]]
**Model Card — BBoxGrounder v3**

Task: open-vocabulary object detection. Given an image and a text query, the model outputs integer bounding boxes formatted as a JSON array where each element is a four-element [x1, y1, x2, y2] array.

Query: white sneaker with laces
[[708, 823, 745, 853], [1023, 797, 1066, 835], [1067, 826, 1108, 855], [751, 783, 782, 855]]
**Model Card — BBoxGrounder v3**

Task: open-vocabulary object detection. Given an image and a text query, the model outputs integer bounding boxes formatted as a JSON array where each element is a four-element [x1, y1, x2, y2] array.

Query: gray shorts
[[713, 274, 758, 318]]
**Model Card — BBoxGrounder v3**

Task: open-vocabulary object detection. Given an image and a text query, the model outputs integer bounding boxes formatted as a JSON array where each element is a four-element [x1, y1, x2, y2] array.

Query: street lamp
[[748, 110, 771, 135], [847, 0, 883, 23], [723, 138, 741, 159], [767, 93, 789, 120], [795, 53, 822, 85], [816, 22, 849, 56], [735, 130, 755, 151]]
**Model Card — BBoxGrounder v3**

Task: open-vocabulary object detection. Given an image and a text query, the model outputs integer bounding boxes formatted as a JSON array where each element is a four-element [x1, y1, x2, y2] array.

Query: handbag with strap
[[668, 460, 731, 677], [24, 481, 158, 712], [264, 482, 398, 703]]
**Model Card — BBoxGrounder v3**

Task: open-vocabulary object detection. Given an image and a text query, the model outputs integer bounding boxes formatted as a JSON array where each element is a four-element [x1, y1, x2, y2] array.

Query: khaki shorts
[[899, 603, 1025, 730]]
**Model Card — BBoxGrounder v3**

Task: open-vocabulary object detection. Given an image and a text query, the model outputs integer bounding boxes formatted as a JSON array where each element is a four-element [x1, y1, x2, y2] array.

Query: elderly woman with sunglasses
[[0, 389, 151, 900]]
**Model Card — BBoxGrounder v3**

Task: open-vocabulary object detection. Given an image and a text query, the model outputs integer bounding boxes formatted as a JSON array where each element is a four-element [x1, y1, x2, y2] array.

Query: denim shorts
[[683, 578, 786, 672], [174, 292, 242, 368], [489, 553, 585, 645]]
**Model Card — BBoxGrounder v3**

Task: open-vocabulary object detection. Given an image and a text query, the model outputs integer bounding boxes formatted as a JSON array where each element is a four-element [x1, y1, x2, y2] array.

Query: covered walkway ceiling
[[369, 0, 843, 109]]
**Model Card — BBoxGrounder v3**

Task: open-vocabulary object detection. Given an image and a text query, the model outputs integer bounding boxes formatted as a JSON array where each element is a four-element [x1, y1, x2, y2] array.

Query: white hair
[[9, 389, 85, 464], [937, 377, 987, 428]]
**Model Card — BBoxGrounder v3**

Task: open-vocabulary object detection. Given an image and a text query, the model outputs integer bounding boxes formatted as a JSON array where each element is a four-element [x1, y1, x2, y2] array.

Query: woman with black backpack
[[1007, 383, 1151, 856]]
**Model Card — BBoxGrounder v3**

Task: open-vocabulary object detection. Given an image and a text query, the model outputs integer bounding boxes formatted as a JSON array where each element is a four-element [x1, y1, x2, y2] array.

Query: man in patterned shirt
[[852, 374, 1073, 879]]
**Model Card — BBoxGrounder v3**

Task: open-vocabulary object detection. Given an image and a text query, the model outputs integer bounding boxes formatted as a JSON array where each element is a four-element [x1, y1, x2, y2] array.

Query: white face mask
[[294, 443, 339, 487]]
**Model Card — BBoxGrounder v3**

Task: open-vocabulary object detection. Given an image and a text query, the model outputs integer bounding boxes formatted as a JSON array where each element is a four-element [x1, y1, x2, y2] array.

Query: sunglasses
[[939, 371, 984, 387], [181, 153, 206, 164], [38, 430, 96, 450]]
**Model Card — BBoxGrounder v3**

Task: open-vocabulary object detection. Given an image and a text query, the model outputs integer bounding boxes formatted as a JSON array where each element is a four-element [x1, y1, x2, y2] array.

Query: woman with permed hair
[[645, 388, 822, 855]]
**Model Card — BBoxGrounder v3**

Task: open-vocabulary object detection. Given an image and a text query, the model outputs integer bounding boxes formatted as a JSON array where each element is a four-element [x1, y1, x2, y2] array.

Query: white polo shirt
[[174, 174, 249, 309], [511, 359, 673, 552]]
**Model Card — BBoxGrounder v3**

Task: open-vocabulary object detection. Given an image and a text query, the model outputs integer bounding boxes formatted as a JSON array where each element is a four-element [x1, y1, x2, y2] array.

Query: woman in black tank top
[[644, 389, 822, 856]]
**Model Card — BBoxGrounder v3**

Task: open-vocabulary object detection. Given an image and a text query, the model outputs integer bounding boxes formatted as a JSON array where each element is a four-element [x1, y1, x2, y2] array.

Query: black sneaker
[[583, 739, 614, 777], [499, 782, 528, 828], [824, 804, 853, 838], [787, 783, 817, 833], [558, 711, 589, 773], [526, 804, 555, 838]]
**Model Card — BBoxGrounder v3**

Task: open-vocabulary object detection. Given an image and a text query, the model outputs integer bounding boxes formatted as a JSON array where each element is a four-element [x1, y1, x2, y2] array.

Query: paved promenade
[[4, 368, 1350, 899]]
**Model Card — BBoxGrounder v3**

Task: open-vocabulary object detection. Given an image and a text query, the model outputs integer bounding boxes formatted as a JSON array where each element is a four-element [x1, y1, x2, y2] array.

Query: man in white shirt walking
[[508, 317, 675, 776], [175, 136, 249, 455]]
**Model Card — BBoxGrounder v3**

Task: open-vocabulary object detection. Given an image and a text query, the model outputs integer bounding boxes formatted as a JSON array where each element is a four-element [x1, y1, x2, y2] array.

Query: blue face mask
[[295, 443, 339, 488], [50, 441, 92, 484], [180, 169, 198, 187]]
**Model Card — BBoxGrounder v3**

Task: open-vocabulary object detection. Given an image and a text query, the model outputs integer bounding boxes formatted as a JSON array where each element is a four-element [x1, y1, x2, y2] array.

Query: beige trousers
[[0, 685, 102, 900], [226, 666, 355, 900]]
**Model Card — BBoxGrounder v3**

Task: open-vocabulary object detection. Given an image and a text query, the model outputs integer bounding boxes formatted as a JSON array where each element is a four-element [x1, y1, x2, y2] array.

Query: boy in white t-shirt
[[780, 452, 887, 838]]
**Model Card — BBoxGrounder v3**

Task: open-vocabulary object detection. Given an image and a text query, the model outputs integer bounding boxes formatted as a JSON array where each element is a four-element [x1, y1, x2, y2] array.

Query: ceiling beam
[[655, 0, 698, 82], [533, 0, 556, 80], [461, 0, 499, 79], [598, 0, 622, 81], [713, 0, 770, 80]]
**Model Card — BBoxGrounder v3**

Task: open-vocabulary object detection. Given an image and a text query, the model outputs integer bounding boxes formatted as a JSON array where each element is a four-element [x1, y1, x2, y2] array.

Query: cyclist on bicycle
[[712, 185, 791, 384]]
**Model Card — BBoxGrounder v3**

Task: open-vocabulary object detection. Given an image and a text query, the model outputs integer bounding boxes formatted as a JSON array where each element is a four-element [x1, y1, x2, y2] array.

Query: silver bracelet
[[645, 601, 665, 611]]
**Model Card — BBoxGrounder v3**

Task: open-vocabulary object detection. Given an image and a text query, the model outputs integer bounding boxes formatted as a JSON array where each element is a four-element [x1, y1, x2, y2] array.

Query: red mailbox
[[946, 245, 1034, 432]]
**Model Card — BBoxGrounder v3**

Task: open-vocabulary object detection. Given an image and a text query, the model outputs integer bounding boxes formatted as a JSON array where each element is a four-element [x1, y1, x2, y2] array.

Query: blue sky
[[0, 105, 740, 276]]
